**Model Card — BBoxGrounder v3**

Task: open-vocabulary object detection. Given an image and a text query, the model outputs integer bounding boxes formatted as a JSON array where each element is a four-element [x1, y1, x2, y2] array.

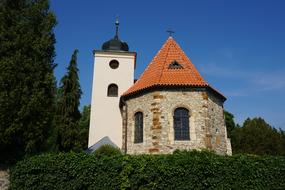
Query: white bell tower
[[88, 19, 136, 148]]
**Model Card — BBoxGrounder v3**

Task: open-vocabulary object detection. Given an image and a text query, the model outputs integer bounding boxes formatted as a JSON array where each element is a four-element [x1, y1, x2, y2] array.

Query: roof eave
[[121, 84, 226, 101], [206, 86, 227, 102]]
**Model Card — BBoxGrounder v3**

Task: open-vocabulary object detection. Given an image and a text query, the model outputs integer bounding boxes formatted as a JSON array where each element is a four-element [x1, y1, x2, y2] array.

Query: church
[[88, 20, 232, 155]]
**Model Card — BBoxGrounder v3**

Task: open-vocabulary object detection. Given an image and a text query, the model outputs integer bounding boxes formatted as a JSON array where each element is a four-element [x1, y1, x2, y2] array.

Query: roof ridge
[[174, 40, 208, 84], [137, 38, 169, 84], [158, 38, 171, 84], [172, 39, 186, 69]]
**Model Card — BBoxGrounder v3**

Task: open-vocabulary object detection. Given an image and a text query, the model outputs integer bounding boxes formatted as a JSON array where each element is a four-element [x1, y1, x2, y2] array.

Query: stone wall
[[205, 92, 229, 155], [123, 89, 231, 155], [0, 170, 9, 190]]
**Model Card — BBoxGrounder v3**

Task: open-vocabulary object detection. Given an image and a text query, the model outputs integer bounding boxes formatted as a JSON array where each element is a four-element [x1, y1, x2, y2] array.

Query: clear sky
[[50, 0, 285, 129]]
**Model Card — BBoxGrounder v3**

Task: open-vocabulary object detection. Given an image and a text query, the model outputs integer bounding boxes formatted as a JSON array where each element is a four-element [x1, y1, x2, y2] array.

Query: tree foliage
[[224, 111, 236, 139], [224, 111, 285, 155], [77, 105, 90, 149], [93, 144, 122, 157], [0, 0, 57, 163], [55, 49, 82, 152], [231, 117, 285, 155]]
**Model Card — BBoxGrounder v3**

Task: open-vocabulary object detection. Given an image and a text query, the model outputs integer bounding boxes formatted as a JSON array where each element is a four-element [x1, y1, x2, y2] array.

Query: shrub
[[10, 151, 285, 190], [93, 144, 122, 157], [10, 152, 123, 190]]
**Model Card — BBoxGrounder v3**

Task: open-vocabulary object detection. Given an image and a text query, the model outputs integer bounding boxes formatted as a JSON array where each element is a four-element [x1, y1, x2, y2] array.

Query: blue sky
[[50, 0, 285, 129]]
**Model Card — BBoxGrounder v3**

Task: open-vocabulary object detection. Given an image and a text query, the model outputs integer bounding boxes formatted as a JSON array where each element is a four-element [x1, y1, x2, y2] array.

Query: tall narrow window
[[174, 107, 190, 140], [107, 84, 118, 97], [134, 112, 143, 143]]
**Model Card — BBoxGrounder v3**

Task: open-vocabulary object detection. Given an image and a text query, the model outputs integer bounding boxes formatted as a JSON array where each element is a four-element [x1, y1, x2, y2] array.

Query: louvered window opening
[[168, 60, 183, 69]]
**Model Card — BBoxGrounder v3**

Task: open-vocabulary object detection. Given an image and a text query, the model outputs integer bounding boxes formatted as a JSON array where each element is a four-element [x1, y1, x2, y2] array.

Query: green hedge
[[10, 151, 285, 190]]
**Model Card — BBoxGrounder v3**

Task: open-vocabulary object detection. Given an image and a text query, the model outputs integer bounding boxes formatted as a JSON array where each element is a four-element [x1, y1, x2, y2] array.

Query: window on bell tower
[[109, 59, 119, 69], [107, 83, 118, 97]]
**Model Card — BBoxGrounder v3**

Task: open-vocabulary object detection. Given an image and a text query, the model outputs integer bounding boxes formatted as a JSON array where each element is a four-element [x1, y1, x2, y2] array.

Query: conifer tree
[[0, 0, 57, 162], [56, 50, 82, 152], [78, 105, 90, 149]]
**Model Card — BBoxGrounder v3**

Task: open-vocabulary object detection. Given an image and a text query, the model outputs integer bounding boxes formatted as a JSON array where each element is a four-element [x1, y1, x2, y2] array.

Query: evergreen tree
[[56, 49, 82, 152], [78, 105, 90, 149], [0, 0, 57, 163]]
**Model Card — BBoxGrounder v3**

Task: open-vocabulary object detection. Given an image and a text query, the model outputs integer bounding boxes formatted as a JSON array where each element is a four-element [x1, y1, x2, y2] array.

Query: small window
[[109, 59, 119, 69], [134, 112, 143, 143], [173, 107, 190, 140], [168, 60, 183, 69], [107, 84, 118, 97]]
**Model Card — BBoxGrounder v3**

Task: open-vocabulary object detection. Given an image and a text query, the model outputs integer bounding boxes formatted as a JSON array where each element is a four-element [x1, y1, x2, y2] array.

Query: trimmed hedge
[[10, 151, 285, 189]]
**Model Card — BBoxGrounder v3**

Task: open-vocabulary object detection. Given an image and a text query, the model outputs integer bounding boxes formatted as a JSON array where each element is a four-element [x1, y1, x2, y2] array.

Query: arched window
[[173, 107, 190, 140], [107, 84, 118, 97], [134, 112, 143, 143]]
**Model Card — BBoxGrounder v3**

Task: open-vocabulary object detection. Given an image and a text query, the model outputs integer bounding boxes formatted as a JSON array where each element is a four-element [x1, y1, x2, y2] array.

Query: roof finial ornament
[[115, 16, 119, 40], [166, 28, 175, 37]]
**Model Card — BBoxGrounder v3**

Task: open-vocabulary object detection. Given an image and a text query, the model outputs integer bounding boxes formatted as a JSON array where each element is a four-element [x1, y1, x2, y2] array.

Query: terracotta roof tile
[[122, 37, 225, 99]]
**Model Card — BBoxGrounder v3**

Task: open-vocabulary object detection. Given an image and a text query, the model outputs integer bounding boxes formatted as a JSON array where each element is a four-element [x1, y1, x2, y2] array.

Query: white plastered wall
[[88, 51, 136, 148]]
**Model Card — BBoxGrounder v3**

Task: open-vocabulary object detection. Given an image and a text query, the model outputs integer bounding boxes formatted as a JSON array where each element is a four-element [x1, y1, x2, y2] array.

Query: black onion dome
[[102, 37, 129, 51], [101, 18, 129, 52]]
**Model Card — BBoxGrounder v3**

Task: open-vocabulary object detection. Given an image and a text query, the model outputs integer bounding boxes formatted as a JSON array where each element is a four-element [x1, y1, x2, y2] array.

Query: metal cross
[[166, 29, 175, 37]]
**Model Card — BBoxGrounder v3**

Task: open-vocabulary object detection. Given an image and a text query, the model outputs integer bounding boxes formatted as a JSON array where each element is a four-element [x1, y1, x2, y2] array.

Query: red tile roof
[[122, 37, 225, 100]]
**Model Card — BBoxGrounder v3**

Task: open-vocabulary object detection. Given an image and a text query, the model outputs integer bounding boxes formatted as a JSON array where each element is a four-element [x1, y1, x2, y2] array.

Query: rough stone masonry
[[122, 89, 232, 155], [0, 170, 9, 190]]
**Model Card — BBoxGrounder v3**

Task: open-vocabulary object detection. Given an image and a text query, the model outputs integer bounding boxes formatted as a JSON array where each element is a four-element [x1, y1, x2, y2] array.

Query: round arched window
[[107, 83, 118, 97], [173, 107, 190, 141], [109, 59, 119, 69]]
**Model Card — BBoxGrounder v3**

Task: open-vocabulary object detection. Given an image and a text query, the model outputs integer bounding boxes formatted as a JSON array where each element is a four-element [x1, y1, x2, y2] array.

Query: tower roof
[[122, 37, 225, 100], [102, 18, 129, 52]]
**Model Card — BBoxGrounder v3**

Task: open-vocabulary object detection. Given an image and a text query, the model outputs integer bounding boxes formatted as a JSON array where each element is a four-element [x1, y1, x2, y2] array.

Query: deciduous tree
[[224, 111, 236, 139], [232, 117, 285, 155]]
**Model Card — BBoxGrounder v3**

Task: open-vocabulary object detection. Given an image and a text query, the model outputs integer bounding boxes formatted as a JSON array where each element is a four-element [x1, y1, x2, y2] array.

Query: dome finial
[[101, 17, 129, 51], [115, 16, 119, 40]]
